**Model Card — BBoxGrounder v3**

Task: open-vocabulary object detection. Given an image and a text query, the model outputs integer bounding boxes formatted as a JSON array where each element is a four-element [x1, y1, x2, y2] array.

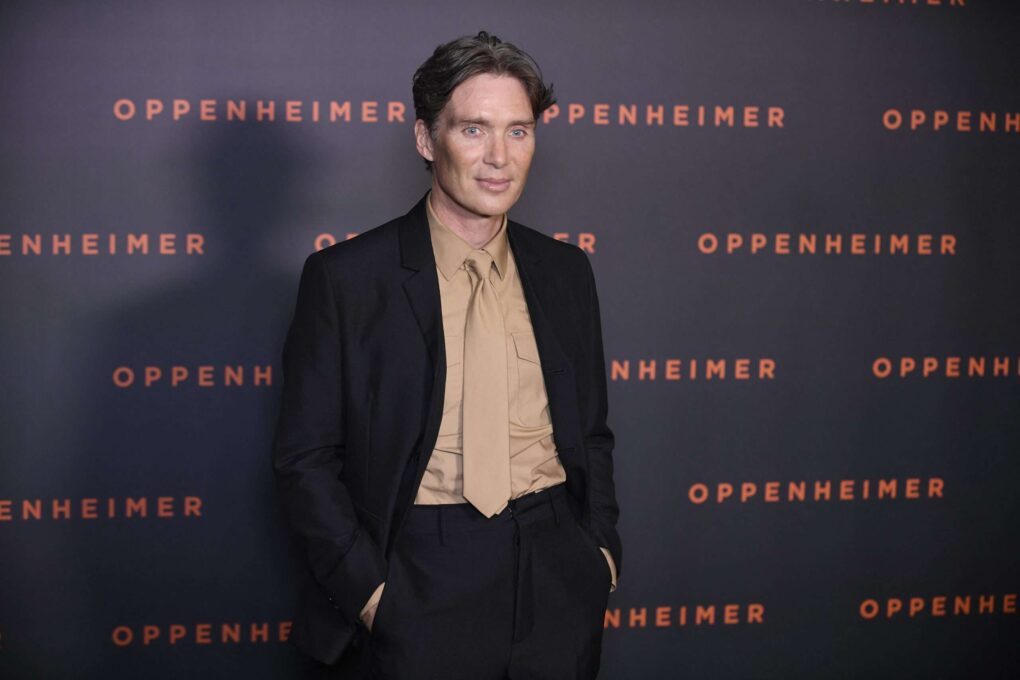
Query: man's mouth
[[477, 178, 512, 191]]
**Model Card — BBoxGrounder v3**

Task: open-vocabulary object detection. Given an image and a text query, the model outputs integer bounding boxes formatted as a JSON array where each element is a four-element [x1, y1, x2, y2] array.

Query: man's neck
[[428, 185, 503, 250]]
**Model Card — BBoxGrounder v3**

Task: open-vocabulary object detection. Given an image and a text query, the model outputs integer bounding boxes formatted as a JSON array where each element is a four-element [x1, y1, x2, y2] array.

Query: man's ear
[[414, 119, 435, 162]]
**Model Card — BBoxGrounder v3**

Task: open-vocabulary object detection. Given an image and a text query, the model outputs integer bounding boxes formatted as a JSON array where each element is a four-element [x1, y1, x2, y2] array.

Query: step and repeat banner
[[1, 0, 1017, 678]]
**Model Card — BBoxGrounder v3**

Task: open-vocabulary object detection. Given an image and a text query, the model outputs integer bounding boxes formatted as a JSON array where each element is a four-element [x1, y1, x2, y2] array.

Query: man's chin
[[434, 182, 526, 220], [474, 188, 526, 216], [457, 196, 521, 219]]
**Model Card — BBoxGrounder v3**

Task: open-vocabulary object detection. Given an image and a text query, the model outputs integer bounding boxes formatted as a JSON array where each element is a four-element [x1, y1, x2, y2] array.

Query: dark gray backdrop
[[2, 1, 1018, 678]]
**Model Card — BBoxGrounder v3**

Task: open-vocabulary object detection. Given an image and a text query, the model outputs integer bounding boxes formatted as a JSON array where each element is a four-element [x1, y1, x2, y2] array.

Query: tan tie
[[461, 249, 511, 517]]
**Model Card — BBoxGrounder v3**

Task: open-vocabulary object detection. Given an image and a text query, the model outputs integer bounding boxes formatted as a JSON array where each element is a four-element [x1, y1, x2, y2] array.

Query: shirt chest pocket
[[511, 331, 550, 427]]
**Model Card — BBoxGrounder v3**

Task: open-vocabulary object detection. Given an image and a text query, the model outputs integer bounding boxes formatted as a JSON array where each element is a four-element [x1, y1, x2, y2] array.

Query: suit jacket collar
[[425, 192, 511, 282], [398, 191, 564, 377], [399, 192, 542, 273]]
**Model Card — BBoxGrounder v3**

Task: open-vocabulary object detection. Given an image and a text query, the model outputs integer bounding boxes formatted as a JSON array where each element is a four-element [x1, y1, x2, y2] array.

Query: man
[[273, 31, 621, 679]]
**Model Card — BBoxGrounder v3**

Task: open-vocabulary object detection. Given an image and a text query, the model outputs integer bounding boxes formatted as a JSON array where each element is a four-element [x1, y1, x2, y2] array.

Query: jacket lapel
[[507, 220, 568, 376], [398, 193, 443, 374], [392, 194, 446, 543]]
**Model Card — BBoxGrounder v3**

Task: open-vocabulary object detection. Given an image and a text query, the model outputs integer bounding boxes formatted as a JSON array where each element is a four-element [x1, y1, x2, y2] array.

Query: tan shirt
[[414, 193, 566, 503], [360, 194, 616, 626]]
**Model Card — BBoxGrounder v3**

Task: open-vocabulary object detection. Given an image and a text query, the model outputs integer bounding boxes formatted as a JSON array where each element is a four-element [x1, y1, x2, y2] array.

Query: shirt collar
[[426, 191, 509, 282]]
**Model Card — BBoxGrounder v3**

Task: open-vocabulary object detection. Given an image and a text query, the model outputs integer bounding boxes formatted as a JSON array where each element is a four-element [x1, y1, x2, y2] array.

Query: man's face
[[415, 73, 536, 222]]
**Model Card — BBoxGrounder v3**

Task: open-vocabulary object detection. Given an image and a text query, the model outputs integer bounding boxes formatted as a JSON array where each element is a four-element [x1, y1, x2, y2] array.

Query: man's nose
[[484, 134, 508, 167]]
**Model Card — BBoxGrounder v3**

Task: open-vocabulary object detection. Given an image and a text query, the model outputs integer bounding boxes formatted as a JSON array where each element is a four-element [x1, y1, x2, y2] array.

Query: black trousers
[[357, 483, 612, 680]]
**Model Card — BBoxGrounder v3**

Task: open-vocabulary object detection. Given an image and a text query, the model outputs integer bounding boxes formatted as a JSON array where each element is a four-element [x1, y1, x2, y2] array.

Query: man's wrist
[[599, 547, 618, 592], [359, 581, 386, 629]]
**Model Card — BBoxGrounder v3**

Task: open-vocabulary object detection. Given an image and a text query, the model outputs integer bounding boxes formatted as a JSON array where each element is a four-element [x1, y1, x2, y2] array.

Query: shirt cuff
[[360, 581, 386, 623], [599, 547, 618, 592]]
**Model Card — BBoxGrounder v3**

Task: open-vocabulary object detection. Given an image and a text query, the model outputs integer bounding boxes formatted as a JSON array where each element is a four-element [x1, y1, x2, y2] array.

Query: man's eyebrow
[[452, 117, 536, 128]]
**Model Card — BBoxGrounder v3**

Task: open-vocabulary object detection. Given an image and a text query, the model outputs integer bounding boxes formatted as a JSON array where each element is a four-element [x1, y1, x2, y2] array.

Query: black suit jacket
[[272, 193, 621, 666]]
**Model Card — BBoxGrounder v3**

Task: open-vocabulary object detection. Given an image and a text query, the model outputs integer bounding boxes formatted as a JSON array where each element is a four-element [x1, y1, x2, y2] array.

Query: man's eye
[[510, 129, 527, 137], [465, 126, 480, 135]]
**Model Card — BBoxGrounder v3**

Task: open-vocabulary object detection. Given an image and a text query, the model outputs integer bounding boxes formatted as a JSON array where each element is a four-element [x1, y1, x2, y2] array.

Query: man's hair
[[412, 31, 556, 170]]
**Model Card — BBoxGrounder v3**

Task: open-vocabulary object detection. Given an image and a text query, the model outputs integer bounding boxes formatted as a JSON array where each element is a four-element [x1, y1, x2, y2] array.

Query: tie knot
[[465, 250, 494, 278]]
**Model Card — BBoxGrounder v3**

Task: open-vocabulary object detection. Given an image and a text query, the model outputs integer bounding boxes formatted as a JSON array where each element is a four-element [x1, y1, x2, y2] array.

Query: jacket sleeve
[[579, 251, 623, 580], [272, 250, 387, 626]]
